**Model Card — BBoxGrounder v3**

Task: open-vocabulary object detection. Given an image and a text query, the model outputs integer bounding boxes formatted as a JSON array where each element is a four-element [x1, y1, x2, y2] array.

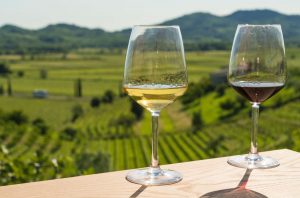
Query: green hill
[[162, 10, 300, 47], [0, 9, 300, 52]]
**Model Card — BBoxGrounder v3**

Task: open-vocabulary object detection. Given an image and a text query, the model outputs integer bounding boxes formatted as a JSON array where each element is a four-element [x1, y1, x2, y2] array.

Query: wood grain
[[0, 149, 299, 198]]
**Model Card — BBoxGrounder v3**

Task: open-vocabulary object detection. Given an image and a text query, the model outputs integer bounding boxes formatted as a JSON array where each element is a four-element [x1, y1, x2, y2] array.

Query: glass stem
[[250, 102, 259, 154], [151, 111, 160, 168]]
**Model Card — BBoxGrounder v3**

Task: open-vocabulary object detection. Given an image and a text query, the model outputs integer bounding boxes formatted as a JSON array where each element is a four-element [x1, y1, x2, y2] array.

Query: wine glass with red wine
[[227, 24, 287, 169]]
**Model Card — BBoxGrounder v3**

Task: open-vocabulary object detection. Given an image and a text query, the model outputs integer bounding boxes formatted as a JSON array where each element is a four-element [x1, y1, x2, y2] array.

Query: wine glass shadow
[[129, 185, 147, 198], [200, 169, 268, 198]]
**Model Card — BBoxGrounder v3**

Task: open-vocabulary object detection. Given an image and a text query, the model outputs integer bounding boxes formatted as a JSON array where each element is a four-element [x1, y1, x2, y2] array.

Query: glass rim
[[132, 25, 180, 28], [237, 24, 281, 27]]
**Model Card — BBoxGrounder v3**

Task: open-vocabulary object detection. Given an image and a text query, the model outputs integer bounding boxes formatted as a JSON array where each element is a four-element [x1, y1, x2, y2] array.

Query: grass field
[[0, 48, 299, 185], [0, 51, 231, 96], [0, 50, 232, 131]]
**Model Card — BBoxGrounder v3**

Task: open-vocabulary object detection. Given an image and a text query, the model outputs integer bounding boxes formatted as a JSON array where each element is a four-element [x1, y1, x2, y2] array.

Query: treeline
[[0, 42, 232, 55], [0, 24, 129, 55], [184, 41, 231, 51]]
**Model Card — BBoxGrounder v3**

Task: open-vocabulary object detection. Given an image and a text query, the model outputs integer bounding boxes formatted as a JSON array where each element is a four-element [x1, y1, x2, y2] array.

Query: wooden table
[[0, 149, 299, 198]]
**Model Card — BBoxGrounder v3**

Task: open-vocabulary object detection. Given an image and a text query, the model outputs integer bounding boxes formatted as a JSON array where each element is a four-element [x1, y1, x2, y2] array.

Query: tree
[[0, 63, 11, 76], [40, 69, 48, 79], [6, 110, 28, 125], [290, 54, 296, 59], [32, 118, 48, 135], [61, 127, 77, 141], [215, 84, 226, 97], [109, 113, 136, 137], [102, 90, 115, 103], [90, 97, 101, 108], [0, 64, 13, 96], [220, 99, 235, 110], [181, 82, 201, 104], [0, 84, 4, 95], [71, 104, 84, 122], [116, 113, 135, 135], [236, 96, 246, 109], [17, 70, 25, 77], [130, 98, 143, 120], [7, 77, 12, 96], [74, 78, 82, 97], [192, 112, 203, 133]]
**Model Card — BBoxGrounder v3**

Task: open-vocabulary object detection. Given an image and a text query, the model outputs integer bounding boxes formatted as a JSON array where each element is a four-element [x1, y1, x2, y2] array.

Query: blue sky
[[1, 0, 300, 31]]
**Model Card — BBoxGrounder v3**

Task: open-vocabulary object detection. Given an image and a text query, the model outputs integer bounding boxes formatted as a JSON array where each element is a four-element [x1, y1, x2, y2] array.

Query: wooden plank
[[0, 149, 300, 198]]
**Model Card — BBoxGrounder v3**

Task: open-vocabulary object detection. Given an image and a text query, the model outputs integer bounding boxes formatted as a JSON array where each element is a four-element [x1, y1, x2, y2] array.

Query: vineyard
[[0, 49, 299, 185]]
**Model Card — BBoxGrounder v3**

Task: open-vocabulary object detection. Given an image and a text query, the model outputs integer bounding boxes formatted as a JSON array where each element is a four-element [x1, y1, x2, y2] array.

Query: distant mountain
[[0, 9, 299, 53], [162, 10, 300, 45], [0, 23, 129, 53]]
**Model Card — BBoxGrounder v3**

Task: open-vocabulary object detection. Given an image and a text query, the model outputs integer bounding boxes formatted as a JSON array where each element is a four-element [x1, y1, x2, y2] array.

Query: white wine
[[123, 26, 187, 185], [124, 84, 187, 112]]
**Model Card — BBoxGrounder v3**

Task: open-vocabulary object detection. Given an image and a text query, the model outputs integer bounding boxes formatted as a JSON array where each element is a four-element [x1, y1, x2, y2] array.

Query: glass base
[[126, 167, 182, 186], [227, 153, 280, 169]]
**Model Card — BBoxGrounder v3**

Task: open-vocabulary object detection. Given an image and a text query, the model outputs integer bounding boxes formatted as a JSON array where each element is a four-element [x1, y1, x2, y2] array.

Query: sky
[[1, 0, 300, 32]]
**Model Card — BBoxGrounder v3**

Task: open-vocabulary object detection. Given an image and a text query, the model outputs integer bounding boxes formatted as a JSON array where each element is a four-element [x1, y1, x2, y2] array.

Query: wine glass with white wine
[[123, 25, 188, 185]]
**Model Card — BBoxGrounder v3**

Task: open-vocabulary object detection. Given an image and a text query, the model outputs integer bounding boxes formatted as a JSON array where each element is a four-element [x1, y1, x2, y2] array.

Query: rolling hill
[[0, 9, 300, 53]]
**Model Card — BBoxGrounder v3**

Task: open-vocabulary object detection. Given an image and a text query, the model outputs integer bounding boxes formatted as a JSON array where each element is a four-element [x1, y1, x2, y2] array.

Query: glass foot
[[227, 153, 280, 169], [126, 167, 182, 186]]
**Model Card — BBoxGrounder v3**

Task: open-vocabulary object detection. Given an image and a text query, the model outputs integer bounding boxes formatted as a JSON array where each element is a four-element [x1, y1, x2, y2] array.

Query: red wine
[[231, 82, 284, 103]]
